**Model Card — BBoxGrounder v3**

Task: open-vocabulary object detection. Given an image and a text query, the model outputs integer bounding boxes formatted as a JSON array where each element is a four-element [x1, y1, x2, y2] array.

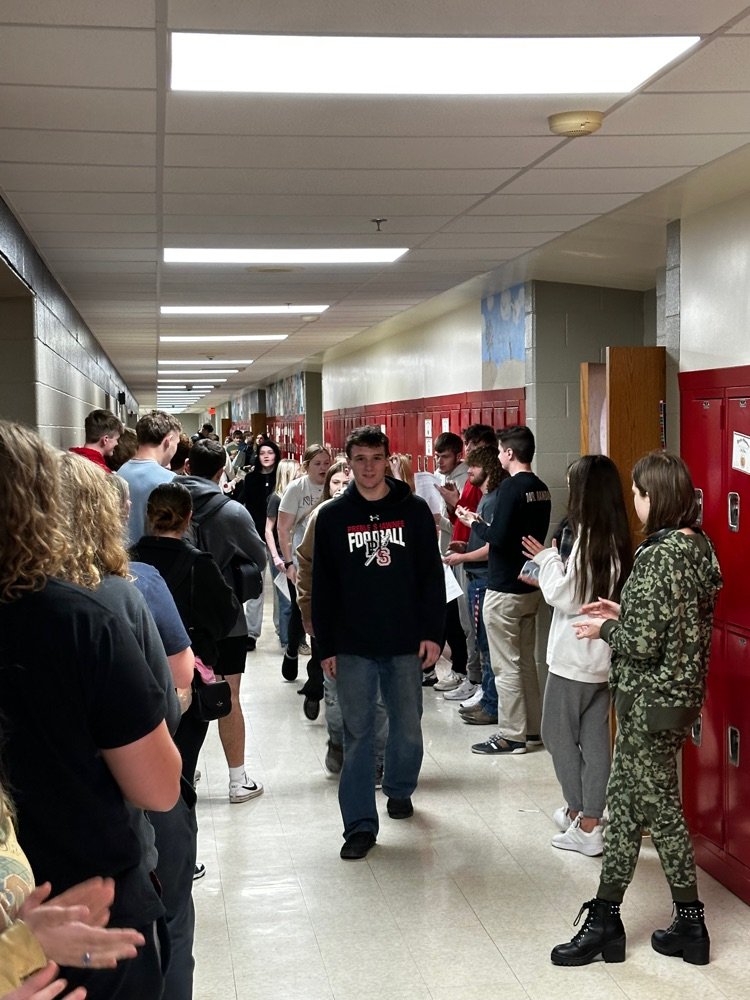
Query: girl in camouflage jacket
[[551, 451, 722, 968]]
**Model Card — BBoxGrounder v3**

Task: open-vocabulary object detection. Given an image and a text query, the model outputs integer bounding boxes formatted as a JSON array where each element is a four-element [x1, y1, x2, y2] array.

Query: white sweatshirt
[[533, 536, 613, 684]]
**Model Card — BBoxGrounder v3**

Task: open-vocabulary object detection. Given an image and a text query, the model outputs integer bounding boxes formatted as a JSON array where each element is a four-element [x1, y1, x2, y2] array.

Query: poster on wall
[[731, 431, 750, 475], [481, 282, 525, 390]]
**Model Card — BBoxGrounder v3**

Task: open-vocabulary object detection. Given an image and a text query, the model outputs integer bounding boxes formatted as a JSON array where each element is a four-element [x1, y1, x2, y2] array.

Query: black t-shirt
[[0, 579, 167, 923], [478, 471, 552, 593]]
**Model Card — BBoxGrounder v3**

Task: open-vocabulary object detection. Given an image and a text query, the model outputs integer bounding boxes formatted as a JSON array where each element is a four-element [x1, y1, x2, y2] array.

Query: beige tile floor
[[192, 623, 750, 1000]]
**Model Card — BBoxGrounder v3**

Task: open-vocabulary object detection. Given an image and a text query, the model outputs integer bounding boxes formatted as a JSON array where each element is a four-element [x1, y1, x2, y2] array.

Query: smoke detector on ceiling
[[547, 110, 604, 137]]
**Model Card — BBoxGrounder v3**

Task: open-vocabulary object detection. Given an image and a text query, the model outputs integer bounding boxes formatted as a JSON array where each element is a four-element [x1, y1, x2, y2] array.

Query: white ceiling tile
[[0, 1, 156, 26], [165, 93, 618, 137], [168, 0, 745, 35], [603, 93, 750, 134], [162, 167, 516, 196], [421, 232, 561, 249], [164, 134, 558, 169], [645, 37, 750, 92], [501, 166, 688, 195], [471, 193, 638, 215], [0, 86, 156, 130], [22, 213, 157, 232], [546, 133, 750, 169], [44, 248, 158, 262], [0, 27, 155, 88], [0, 164, 155, 192], [163, 193, 480, 216], [35, 233, 158, 249], [8, 192, 156, 213], [443, 215, 596, 232], [0, 130, 156, 165], [163, 216, 450, 235]]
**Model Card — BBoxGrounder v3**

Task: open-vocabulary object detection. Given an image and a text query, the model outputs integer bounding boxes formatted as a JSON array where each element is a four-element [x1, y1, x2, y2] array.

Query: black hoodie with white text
[[311, 477, 446, 662]]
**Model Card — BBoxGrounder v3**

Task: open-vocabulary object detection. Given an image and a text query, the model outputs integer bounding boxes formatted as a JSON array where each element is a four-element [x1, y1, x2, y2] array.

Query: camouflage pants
[[598, 696, 697, 903]]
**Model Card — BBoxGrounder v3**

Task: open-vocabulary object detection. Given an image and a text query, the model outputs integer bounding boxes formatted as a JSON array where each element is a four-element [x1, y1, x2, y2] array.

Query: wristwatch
[[284, 560, 294, 568]]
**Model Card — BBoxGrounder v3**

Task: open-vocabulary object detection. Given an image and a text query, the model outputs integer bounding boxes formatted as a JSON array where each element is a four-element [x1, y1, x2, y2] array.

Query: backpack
[[192, 495, 263, 602]]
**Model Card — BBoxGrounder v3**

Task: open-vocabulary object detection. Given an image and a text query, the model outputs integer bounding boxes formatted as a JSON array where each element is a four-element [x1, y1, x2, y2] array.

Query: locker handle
[[417, 455, 423, 472], [694, 489, 703, 528], [691, 713, 702, 747], [728, 726, 740, 768], [728, 492, 740, 533]]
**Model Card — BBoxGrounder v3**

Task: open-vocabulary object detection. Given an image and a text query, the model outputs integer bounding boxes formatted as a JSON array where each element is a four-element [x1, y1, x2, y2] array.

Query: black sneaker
[[303, 696, 320, 720], [340, 831, 376, 860], [325, 740, 343, 774], [471, 733, 526, 755], [387, 797, 414, 819], [422, 669, 438, 687], [281, 652, 298, 681], [246, 636, 257, 652], [193, 862, 206, 881]]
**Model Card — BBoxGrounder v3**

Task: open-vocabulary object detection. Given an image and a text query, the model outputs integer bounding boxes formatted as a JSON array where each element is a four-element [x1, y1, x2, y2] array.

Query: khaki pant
[[483, 589, 542, 743]]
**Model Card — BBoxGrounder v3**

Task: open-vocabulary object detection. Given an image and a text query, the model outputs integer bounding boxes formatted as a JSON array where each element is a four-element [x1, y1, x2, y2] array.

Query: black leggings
[[443, 598, 468, 675], [285, 580, 305, 655]]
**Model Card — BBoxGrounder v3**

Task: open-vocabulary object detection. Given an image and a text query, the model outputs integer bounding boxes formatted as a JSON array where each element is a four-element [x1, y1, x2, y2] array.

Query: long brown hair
[[633, 451, 700, 536], [567, 455, 632, 603]]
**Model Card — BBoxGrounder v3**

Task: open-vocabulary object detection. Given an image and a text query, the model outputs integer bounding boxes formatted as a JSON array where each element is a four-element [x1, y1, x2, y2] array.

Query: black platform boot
[[651, 900, 710, 965], [551, 898, 626, 966]]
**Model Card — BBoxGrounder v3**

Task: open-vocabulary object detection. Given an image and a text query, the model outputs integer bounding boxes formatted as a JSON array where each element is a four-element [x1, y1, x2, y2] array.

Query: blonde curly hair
[[57, 453, 130, 588], [0, 421, 68, 603]]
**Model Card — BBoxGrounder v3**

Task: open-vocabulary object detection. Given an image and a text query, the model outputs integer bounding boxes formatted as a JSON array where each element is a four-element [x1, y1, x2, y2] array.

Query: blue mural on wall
[[481, 283, 525, 366]]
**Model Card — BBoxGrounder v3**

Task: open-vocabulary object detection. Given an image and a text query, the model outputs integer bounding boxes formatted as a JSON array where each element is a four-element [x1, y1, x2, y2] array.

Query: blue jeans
[[468, 575, 497, 717], [273, 568, 292, 647], [324, 674, 388, 766], [335, 653, 424, 840]]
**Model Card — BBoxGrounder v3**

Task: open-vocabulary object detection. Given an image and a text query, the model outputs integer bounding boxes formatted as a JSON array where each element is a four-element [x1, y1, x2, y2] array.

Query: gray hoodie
[[181, 476, 267, 637]]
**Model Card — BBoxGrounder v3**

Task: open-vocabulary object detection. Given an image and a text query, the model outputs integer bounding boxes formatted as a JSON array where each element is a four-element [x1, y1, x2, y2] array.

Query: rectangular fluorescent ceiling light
[[160, 335, 287, 343], [157, 368, 239, 375], [161, 305, 327, 315], [164, 248, 408, 264], [171, 33, 699, 95], [157, 378, 226, 383], [159, 359, 253, 365]]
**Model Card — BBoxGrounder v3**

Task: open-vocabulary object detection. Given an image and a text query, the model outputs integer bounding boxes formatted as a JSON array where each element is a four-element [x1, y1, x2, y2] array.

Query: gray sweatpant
[[540, 672, 611, 820]]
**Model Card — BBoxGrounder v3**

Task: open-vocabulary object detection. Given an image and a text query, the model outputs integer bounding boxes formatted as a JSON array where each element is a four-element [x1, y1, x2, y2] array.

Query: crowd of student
[[0, 406, 721, 997]]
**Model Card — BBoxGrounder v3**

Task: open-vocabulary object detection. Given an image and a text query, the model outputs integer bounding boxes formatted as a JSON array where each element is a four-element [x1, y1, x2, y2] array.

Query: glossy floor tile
[[192, 610, 750, 1000]]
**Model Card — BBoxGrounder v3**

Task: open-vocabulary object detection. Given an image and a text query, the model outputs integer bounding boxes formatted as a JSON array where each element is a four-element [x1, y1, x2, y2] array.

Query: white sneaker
[[551, 816, 604, 856], [460, 686, 484, 709], [553, 805, 572, 832], [434, 670, 463, 691], [443, 678, 478, 701], [229, 775, 264, 803]]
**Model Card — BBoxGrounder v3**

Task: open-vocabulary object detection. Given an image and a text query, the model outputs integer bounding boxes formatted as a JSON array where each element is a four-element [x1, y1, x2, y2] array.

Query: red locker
[[680, 365, 750, 905]]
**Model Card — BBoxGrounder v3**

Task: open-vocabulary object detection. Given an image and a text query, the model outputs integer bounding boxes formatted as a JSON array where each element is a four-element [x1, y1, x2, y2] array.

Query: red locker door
[[725, 627, 750, 869], [493, 404, 506, 429], [683, 627, 725, 850], [722, 392, 750, 630]]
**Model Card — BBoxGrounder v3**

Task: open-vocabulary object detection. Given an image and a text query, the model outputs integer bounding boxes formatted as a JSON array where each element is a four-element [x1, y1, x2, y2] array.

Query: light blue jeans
[[335, 653, 424, 839]]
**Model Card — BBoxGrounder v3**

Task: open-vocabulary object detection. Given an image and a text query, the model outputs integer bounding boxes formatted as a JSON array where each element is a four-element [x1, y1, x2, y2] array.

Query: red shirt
[[68, 446, 112, 473], [451, 480, 482, 544]]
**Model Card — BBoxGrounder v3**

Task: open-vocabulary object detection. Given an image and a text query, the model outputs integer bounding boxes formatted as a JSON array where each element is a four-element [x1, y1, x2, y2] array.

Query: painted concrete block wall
[[681, 191, 750, 373], [323, 301, 482, 411], [0, 197, 136, 445], [528, 281, 647, 532]]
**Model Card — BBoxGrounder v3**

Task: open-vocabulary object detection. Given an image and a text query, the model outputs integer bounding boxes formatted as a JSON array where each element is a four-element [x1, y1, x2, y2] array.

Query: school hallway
[[191, 607, 750, 1000]]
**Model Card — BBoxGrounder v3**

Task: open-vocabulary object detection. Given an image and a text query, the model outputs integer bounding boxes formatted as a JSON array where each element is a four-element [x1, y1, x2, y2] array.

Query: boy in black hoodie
[[312, 426, 446, 860]]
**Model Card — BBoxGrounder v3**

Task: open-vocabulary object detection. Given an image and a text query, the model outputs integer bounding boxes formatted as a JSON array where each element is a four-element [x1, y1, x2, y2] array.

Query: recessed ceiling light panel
[[171, 33, 699, 95], [164, 248, 408, 264], [160, 305, 328, 315], [160, 335, 288, 343]]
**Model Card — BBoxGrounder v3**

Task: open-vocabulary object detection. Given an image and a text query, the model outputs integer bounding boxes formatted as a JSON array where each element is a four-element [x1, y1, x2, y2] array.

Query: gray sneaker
[[443, 678, 478, 701], [325, 741, 343, 775]]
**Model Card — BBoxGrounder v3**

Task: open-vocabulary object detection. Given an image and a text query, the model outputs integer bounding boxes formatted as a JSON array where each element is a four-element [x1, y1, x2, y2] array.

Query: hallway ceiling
[[1, 1, 750, 411]]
